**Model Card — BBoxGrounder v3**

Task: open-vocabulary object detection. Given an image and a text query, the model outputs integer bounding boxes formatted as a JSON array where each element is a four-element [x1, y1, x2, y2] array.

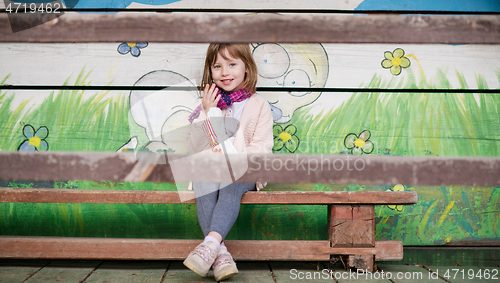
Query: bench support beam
[[329, 205, 375, 247], [0, 236, 401, 263], [328, 205, 377, 271]]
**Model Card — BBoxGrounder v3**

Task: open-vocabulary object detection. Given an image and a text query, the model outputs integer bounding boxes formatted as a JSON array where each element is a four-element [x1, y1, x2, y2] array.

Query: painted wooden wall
[[0, 0, 499, 246]]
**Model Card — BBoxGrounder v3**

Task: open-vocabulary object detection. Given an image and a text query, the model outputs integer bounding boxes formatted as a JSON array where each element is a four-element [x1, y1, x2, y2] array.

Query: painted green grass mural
[[0, 68, 499, 244], [285, 68, 500, 157], [0, 69, 130, 152], [275, 68, 500, 244]]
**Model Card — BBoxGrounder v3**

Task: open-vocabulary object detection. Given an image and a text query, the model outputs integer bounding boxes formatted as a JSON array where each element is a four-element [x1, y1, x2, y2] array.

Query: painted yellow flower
[[344, 130, 374, 155], [387, 184, 405, 211], [381, 48, 411, 76], [273, 124, 299, 153]]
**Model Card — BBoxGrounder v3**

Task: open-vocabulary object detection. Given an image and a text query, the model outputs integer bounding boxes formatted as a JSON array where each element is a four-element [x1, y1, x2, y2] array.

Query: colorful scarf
[[188, 88, 252, 123]]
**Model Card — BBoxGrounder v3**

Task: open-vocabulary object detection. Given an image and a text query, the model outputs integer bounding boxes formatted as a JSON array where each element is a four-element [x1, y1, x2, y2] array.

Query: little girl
[[183, 43, 273, 281]]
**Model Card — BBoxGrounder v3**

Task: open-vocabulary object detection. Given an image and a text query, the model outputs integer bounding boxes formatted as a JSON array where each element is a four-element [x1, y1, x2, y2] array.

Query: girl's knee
[[219, 183, 255, 199], [194, 183, 219, 198]]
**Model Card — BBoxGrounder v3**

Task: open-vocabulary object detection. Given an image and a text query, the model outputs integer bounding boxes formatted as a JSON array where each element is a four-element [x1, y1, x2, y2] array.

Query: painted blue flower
[[18, 125, 49, 152], [117, 42, 148, 57]]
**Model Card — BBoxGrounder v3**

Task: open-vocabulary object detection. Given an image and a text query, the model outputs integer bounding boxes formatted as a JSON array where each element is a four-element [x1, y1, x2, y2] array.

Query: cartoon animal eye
[[283, 69, 311, 97], [252, 44, 290, 79]]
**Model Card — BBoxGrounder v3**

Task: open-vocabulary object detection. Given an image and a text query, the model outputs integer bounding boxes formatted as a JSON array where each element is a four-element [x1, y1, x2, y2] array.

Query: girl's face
[[211, 49, 247, 92]]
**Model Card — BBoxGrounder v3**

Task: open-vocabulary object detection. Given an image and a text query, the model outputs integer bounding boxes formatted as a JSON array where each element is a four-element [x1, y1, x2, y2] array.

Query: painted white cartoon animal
[[119, 70, 199, 153], [118, 44, 328, 152], [252, 43, 329, 123]]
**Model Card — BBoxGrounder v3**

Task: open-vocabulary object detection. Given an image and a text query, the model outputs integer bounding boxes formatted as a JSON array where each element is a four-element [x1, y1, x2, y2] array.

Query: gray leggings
[[193, 182, 256, 240]]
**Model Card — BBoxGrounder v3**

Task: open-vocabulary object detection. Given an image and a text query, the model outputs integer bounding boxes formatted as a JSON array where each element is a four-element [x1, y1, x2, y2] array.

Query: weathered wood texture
[[24, 260, 100, 283], [0, 259, 52, 283], [0, 188, 418, 205], [0, 188, 410, 269], [83, 261, 168, 283], [347, 254, 374, 271], [0, 152, 498, 186], [328, 205, 377, 271], [1, 12, 499, 44], [1, 45, 497, 89], [0, 237, 402, 261], [329, 205, 375, 247]]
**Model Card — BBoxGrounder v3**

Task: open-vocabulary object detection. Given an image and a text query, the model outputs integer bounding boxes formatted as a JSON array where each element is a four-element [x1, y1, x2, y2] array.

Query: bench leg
[[347, 254, 374, 271], [328, 205, 375, 272]]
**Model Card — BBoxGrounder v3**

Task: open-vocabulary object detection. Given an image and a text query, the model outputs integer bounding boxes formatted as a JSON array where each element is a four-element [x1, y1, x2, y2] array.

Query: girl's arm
[[186, 84, 221, 153], [245, 98, 273, 190], [245, 99, 274, 155], [186, 106, 211, 153]]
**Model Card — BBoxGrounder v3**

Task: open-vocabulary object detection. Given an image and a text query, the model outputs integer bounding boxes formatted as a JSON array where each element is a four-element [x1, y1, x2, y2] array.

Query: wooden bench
[[0, 188, 417, 271], [1, 150, 499, 272]]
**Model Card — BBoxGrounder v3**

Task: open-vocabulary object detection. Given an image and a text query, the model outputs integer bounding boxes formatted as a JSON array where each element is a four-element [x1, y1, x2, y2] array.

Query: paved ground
[[1, 259, 498, 282]]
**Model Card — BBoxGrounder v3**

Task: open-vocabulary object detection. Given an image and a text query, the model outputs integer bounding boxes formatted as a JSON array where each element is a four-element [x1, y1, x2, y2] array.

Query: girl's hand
[[202, 84, 220, 115]]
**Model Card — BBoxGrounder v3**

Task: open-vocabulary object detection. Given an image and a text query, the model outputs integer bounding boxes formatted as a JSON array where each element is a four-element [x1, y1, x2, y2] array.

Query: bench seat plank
[[0, 236, 402, 261], [0, 188, 417, 205]]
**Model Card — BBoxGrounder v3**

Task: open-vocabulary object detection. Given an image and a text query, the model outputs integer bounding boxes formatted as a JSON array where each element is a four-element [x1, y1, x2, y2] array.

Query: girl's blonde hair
[[200, 43, 258, 96]]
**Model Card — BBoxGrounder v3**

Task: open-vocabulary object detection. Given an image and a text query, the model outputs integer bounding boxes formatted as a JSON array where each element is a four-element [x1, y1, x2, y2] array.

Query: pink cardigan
[[186, 93, 274, 188]]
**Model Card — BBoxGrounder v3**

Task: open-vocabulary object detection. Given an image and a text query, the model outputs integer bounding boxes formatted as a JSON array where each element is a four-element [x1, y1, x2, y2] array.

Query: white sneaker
[[183, 241, 218, 277], [213, 248, 239, 281]]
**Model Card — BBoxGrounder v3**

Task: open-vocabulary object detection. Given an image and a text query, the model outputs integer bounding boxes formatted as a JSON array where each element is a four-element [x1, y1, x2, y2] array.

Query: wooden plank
[[332, 218, 373, 247], [271, 261, 335, 283], [1, 44, 498, 91], [333, 268, 392, 282], [0, 151, 139, 183], [0, 237, 403, 261], [329, 205, 375, 247], [0, 152, 499, 186], [0, 188, 418, 205], [0, 260, 50, 283], [214, 262, 274, 283], [225, 240, 331, 261], [374, 241, 404, 261], [24, 260, 100, 283], [164, 261, 274, 282], [162, 261, 214, 282], [0, 237, 330, 261], [84, 261, 168, 283], [347, 254, 374, 272], [1, 12, 499, 44]]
